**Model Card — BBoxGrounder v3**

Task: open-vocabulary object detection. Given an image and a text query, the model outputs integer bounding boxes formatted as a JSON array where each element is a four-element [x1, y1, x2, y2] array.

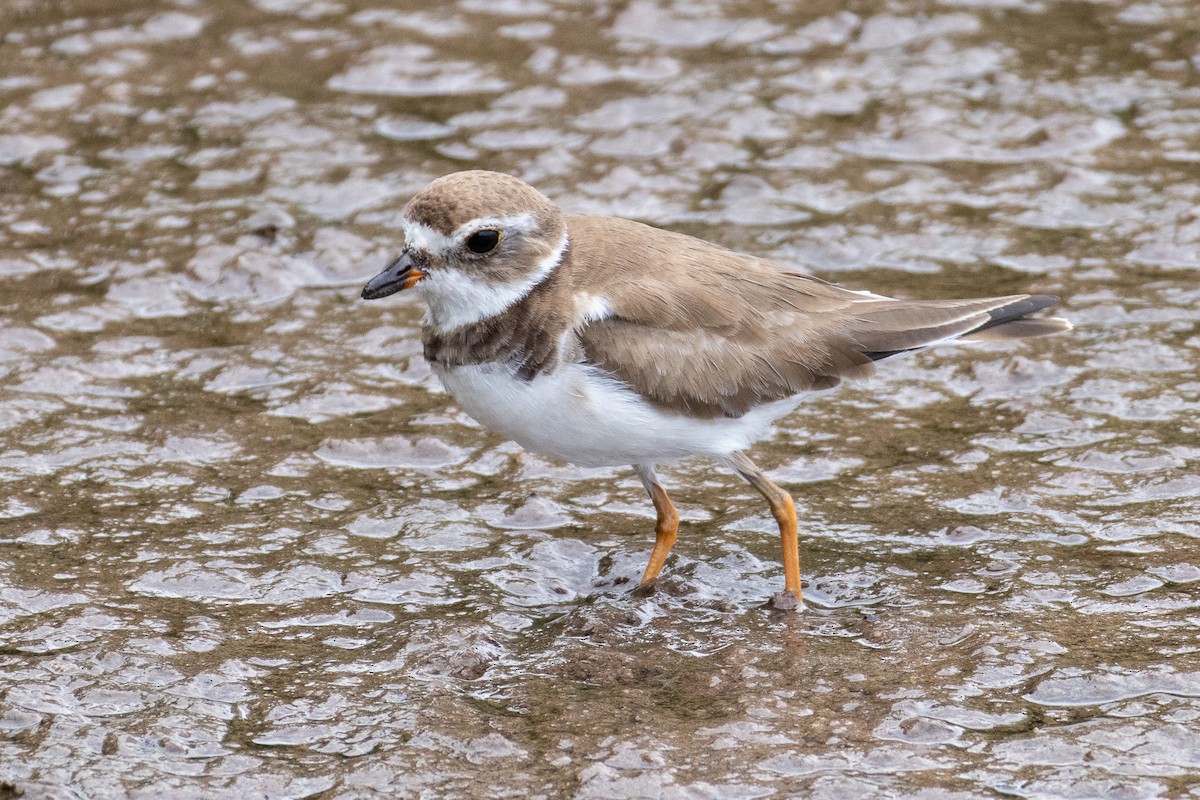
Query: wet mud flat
[[1, 0, 1200, 797]]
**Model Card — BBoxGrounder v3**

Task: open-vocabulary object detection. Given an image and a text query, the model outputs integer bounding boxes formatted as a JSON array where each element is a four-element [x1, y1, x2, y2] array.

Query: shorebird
[[362, 170, 1068, 607]]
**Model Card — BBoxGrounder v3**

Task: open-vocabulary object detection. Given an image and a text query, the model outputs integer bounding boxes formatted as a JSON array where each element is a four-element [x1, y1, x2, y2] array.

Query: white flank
[[419, 230, 568, 332], [848, 288, 893, 302], [576, 293, 614, 322], [435, 360, 804, 468]]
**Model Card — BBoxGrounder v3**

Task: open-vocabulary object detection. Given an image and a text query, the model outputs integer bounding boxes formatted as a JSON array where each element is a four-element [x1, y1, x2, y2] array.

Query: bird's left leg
[[727, 451, 803, 604], [633, 464, 679, 587]]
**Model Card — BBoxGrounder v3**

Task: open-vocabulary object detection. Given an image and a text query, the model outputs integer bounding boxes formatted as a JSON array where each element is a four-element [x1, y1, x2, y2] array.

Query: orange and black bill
[[362, 249, 426, 300]]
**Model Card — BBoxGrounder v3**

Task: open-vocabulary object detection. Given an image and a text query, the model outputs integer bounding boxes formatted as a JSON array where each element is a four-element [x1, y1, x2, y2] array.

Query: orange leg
[[729, 452, 803, 603], [635, 465, 680, 586]]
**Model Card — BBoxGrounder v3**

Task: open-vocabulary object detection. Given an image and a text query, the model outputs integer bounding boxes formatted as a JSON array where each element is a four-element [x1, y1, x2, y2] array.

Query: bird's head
[[362, 170, 568, 331]]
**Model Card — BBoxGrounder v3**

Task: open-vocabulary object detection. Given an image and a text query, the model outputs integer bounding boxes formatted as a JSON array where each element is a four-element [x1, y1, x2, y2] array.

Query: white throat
[[417, 228, 568, 332]]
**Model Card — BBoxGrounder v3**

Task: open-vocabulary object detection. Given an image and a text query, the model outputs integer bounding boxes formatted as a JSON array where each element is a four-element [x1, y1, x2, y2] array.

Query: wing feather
[[566, 215, 1065, 418]]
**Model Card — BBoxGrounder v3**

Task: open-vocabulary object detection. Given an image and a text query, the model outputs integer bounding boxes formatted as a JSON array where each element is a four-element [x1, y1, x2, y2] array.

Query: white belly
[[434, 361, 798, 467]]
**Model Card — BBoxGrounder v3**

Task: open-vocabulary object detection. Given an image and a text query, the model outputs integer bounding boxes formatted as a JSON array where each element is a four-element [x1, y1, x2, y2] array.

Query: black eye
[[466, 229, 501, 254]]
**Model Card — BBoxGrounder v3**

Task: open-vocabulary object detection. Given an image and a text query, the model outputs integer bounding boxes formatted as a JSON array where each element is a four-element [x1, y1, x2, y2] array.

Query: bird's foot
[[768, 590, 803, 611]]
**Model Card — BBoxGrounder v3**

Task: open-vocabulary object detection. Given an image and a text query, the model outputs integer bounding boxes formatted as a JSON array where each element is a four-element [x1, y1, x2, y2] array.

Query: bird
[[361, 170, 1069, 608]]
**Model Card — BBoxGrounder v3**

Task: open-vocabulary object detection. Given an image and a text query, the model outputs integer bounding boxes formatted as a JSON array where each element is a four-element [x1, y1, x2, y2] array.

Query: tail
[[848, 294, 1071, 362]]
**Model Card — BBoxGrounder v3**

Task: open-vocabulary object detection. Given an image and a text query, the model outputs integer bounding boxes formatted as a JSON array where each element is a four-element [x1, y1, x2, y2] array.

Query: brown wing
[[567, 215, 1067, 419], [580, 318, 873, 417]]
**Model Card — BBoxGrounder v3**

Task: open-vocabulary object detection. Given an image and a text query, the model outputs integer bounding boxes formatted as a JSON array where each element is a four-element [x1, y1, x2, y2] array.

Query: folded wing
[[567, 215, 1068, 418]]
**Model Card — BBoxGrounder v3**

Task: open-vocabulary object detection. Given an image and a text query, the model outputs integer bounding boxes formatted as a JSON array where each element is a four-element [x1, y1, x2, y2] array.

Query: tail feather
[[962, 316, 1072, 342], [851, 294, 1069, 362]]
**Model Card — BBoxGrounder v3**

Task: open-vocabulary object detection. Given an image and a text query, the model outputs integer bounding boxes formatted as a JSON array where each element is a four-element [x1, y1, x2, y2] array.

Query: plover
[[362, 170, 1069, 607]]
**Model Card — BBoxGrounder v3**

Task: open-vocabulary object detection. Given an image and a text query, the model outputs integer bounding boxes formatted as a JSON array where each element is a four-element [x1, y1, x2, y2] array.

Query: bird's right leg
[[727, 451, 803, 604], [634, 464, 679, 587]]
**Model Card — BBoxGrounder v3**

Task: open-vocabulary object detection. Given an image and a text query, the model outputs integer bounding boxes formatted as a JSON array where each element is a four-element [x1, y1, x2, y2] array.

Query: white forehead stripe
[[457, 213, 537, 238], [400, 219, 453, 252], [400, 213, 538, 256]]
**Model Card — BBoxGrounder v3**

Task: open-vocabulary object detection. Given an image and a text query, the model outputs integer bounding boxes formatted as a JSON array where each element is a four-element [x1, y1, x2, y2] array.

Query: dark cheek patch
[[446, 238, 545, 284]]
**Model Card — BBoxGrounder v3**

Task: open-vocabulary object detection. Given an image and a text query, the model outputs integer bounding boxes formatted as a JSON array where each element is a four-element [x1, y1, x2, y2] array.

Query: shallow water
[[1, 0, 1199, 797]]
